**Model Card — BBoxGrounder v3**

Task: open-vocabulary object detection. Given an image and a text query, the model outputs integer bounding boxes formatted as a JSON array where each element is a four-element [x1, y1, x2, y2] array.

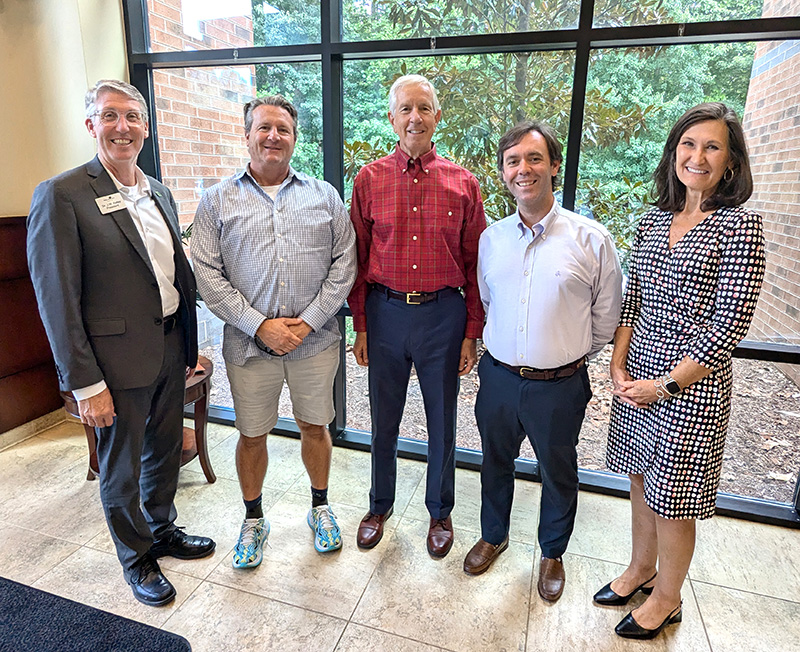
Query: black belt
[[495, 354, 586, 381], [162, 314, 178, 334], [372, 283, 456, 305]]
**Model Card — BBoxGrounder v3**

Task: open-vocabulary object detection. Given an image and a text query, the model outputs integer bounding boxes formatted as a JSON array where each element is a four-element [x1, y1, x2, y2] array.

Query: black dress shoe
[[129, 553, 176, 607], [615, 603, 682, 639], [593, 572, 657, 605], [150, 527, 216, 560]]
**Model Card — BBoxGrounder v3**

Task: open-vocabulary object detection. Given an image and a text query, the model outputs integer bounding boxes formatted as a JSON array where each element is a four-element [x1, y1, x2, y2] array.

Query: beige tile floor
[[2, 420, 799, 652]]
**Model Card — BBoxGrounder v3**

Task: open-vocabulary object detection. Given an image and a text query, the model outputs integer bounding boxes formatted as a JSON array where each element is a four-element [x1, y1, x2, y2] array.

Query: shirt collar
[[240, 164, 305, 187], [514, 198, 559, 240], [104, 165, 150, 199], [393, 142, 438, 174]]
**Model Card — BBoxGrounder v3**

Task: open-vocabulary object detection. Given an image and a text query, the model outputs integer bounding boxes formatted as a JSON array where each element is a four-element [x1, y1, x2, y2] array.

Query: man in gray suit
[[27, 79, 215, 607]]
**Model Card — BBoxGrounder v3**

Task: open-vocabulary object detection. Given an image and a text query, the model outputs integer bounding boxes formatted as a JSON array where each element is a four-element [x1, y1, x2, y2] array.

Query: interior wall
[[0, 0, 127, 218]]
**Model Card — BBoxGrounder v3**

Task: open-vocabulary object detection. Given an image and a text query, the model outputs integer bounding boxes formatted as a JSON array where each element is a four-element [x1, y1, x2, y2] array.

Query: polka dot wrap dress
[[607, 206, 765, 519]]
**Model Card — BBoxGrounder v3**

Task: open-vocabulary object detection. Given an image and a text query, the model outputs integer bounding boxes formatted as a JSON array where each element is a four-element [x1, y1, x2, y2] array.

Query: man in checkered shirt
[[348, 74, 487, 558], [192, 95, 356, 565]]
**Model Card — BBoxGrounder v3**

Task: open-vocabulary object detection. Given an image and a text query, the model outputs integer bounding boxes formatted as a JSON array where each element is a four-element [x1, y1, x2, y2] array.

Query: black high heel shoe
[[593, 572, 657, 606], [615, 602, 682, 640]]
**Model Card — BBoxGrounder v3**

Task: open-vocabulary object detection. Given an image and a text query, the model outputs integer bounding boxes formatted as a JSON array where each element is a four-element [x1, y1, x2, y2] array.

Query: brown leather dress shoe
[[538, 556, 565, 602], [463, 536, 509, 575], [427, 516, 454, 558], [356, 506, 393, 549]]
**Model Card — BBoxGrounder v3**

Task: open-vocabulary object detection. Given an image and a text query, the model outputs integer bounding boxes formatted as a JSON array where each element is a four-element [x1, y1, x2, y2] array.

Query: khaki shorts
[[226, 344, 339, 437]]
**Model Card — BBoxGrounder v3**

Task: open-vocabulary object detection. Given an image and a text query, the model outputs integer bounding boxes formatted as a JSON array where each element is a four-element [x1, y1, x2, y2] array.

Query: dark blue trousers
[[95, 325, 186, 580], [366, 287, 466, 519], [475, 352, 592, 558]]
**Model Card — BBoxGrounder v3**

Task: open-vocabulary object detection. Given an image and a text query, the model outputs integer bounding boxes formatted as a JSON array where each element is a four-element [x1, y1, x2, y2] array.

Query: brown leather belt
[[495, 355, 586, 381], [372, 284, 456, 305]]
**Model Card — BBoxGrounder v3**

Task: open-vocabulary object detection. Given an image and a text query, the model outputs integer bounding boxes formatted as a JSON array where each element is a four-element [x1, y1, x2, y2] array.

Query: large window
[[126, 0, 800, 521]]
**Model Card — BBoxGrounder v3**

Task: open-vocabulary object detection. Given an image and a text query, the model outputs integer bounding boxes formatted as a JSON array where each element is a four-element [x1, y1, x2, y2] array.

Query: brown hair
[[653, 102, 753, 212], [497, 120, 563, 190], [243, 95, 298, 138]]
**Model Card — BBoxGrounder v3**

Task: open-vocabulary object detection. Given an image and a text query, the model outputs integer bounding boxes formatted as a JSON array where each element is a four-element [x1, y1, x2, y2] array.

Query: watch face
[[665, 379, 681, 394]]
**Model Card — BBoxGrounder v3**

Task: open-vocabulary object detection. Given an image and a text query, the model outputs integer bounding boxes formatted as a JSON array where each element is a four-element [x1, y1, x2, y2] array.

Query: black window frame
[[122, 0, 800, 526]]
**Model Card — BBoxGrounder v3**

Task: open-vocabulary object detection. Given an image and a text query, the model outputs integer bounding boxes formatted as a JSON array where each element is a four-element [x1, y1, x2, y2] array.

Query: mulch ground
[[201, 343, 800, 505]]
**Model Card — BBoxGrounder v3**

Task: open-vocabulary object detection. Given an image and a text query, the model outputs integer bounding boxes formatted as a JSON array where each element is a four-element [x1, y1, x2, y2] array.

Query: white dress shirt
[[73, 166, 179, 401], [478, 201, 623, 369]]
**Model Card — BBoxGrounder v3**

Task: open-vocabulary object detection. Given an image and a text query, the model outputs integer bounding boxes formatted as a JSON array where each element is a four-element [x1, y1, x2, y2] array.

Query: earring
[[723, 168, 734, 182]]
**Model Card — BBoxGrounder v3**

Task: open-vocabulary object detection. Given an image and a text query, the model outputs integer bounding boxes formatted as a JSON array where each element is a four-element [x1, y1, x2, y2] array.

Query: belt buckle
[[519, 366, 534, 378], [406, 292, 423, 305]]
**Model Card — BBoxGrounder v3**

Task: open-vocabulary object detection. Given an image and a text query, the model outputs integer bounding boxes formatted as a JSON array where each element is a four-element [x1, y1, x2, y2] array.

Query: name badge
[[95, 193, 125, 214]]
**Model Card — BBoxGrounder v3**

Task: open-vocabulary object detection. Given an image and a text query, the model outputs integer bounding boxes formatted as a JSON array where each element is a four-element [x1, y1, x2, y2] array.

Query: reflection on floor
[[1, 420, 799, 652]]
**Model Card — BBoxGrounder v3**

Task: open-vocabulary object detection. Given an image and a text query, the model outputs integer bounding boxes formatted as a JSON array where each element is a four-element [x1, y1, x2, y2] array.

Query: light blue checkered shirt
[[191, 166, 356, 365]]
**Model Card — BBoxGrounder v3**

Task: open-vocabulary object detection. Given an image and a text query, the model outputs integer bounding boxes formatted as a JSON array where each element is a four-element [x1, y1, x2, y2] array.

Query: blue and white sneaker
[[232, 517, 269, 568], [307, 504, 342, 553]]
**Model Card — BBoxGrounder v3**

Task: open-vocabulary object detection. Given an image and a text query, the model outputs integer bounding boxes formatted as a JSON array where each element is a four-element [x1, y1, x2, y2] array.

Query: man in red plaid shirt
[[349, 74, 486, 558]]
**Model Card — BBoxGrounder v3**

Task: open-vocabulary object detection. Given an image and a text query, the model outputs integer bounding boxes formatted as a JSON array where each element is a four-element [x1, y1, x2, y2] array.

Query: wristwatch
[[663, 374, 681, 396], [254, 334, 286, 357]]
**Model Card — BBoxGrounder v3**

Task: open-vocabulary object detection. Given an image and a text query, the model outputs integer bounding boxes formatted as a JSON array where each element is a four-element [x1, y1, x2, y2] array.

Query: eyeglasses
[[93, 110, 146, 126]]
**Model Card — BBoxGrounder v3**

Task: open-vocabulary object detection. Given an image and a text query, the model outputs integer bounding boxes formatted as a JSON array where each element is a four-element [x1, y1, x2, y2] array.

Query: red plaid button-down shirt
[[348, 144, 486, 339]]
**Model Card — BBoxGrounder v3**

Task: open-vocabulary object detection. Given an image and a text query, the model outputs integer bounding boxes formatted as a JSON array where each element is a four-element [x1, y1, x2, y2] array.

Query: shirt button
[[448, 211, 452, 216], [277, 234, 282, 238], [281, 305, 286, 310], [279, 257, 284, 262], [414, 179, 419, 184], [412, 264, 418, 270], [412, 235, 417, 240], [524, 270, 529, 276], [519, 326, 524, 332], [280, 281, 285, 286], [412, 207, 418, 212], [521, 298, 526, 304], [424, 169, 429, 173], [519, 354, 524, 359]]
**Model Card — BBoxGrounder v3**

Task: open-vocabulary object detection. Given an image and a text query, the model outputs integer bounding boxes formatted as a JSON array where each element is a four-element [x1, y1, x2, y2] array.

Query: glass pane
[[146, 0, 320, 53], [577, 41, 800, 345], [343, 0, 579, 42], [343, 51, 575, 220], [592, 0, 768, 28], [576, 40, 800, 505], [153, 63, 322, 227]]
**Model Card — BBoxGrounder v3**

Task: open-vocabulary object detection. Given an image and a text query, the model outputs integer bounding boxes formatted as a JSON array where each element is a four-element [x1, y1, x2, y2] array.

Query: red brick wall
[[742, 0, 800, 346], [147, 0, 257, 226]]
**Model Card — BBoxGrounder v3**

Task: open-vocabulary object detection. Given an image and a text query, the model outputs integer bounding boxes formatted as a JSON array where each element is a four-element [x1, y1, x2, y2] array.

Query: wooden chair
[[60, 355, 216, 483]]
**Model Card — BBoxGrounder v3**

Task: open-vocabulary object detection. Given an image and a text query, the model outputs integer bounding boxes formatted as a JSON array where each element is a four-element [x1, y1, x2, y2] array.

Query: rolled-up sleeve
[[299, 188, 356, 331], [190, 190, 265, 337], [590, 232, 623, 357]]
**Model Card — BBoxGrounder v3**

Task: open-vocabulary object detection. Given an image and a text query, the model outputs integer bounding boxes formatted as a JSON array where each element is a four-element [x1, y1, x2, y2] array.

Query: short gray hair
[[85, 80, 148, 122], [388, 74, 440, 115], [243, 95, 298, 137]]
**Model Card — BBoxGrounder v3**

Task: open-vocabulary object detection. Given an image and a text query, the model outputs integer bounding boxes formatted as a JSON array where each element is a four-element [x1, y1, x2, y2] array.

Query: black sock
[[244, 494, 263, 519], [311, 486, 328, 508]]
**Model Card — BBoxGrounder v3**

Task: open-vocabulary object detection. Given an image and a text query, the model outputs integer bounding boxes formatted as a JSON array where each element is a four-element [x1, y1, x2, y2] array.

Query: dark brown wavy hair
[[653, 102, 753, 212]]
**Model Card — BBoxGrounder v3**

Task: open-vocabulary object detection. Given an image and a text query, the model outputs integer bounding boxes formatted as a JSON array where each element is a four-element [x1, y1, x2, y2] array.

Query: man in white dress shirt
[[463, 121, 622, 603]]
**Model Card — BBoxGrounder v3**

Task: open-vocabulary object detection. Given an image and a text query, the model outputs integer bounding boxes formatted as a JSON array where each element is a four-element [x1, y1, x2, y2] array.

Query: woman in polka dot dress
[[595, 103, 765, 640]]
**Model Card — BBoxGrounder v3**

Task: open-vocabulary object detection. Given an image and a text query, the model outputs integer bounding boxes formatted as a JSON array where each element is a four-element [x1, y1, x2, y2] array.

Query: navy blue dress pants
[[366, 287, 466, 519], [475, 352, 592, 558], [95, 324, 186, 580]]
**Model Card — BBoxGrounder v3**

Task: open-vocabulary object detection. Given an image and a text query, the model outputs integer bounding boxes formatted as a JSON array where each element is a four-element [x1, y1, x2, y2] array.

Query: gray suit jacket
[[27, 156, 198, 392]]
